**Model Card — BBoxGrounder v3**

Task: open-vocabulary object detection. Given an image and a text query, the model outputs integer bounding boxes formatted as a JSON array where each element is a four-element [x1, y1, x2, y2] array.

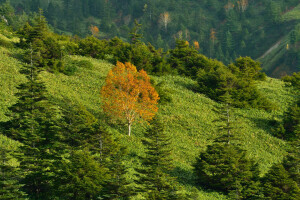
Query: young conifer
[[194, 93, 261, 199], [135, 117, 184, 199]]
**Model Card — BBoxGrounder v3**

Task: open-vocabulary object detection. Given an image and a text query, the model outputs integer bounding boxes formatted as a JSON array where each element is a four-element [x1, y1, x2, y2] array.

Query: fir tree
[[57, 104, 130, 199], [283, 138, 300, 187], [2, 61, 63, 199], [262, 163, 300, 200], [130, 19, 143, 45], [194, 94, 261, 199], [0, 143, 27, 200], [135, 117, 184, 199], [55, 148, 109, 200]]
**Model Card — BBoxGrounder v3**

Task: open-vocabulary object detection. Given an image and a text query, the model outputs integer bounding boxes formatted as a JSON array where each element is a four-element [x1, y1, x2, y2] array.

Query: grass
[[283, 4, 300, 22], [0, 33, 297, 198]]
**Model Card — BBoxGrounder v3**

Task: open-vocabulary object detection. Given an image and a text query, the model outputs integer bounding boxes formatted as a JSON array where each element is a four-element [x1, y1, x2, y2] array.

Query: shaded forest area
[[3, 0, 300, 76]]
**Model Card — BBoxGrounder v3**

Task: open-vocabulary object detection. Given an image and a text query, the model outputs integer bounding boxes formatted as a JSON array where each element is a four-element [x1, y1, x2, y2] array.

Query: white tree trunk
[[128, 122, 131, 136]]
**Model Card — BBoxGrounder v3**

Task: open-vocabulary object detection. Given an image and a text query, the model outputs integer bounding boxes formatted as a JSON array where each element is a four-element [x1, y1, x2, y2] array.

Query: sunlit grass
[[0, 46, 297, 198]]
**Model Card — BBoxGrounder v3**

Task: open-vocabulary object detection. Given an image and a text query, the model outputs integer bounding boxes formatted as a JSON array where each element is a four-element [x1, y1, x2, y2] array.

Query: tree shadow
[[174, 80, 198, 93], [241, 114, 279, 137], [170, 166, 195, 186]]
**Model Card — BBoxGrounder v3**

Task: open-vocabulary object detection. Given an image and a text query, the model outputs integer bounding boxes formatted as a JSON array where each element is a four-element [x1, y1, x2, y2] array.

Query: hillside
[[4, 0, 300, 76], [0, 32, 298, 199]]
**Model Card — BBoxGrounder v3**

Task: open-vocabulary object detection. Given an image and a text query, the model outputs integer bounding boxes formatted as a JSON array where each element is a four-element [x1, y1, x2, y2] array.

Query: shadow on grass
[[170, 166, 195, 186], [11, 49, 25, 62], [244, 115, 279, 137], [174, 80, 198, 93]]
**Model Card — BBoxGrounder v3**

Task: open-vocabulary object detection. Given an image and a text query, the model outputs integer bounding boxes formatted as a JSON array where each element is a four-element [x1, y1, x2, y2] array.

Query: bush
[[77, 36, 109, 59]]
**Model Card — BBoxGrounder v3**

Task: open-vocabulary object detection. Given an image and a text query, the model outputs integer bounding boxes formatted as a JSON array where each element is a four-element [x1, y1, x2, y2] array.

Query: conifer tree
[[57, 104, 130, 199], [94, 126, 131, 199], [283, 139, 300, 187], [55, 148, 109, 200], [2, 61, 62, 199], [0, 142, 27, 200], [135, 117, 184, 199], [130, 19, 143, 45], [194, 94, 261, 199], [262, 163, 300, 199]]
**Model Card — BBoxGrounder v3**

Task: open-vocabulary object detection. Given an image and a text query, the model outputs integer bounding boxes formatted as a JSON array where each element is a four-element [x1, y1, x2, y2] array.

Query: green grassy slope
[[0, 34, 297, 198]]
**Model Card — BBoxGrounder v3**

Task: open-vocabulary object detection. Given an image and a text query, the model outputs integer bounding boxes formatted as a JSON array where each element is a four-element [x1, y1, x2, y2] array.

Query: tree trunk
[[128, 122, 131, 136]]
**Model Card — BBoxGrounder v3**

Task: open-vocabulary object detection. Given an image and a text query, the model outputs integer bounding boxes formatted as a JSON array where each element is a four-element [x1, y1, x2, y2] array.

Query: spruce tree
[[55, 148, 109, 200], [0, 141, 27, 200], [194, 94, 261, 199], [283, 139, 300, 186], [135, 117, 184, 200], [130, 19, 143, 45], [57, 104, 130, 199], [262, 163, 300, 200], [2, 61, 62, 199]]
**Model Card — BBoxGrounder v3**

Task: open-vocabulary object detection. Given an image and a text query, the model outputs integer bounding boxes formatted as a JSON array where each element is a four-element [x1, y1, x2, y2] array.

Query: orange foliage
[[90, 25, 99, 37], [210, 28, 217, 44], [185, 41, 190, 46], [101, 62, 159, 136], [193, 41, 200, 50]]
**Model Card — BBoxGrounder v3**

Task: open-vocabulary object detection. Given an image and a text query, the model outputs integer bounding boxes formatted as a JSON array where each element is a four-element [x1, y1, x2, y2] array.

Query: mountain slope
[[0, 32, 297, 198]]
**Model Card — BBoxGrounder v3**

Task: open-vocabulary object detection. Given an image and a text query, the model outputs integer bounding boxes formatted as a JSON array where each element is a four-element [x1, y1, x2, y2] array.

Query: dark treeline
[[0, 2, 299, 199], [3, 0, 300, 76]]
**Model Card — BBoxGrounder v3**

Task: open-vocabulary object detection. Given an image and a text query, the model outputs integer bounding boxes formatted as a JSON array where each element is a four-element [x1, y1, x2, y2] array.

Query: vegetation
[[135, 117, 185, 199], [0, 2, 299, 199], [4, 0, 300, 76], [101, 61, 159, 136]]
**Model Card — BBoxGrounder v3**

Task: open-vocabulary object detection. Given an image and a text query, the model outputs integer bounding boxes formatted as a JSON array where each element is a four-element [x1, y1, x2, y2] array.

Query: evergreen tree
[[0, 141, 27, 200], [135, 117, 184, 199], [57, 104, 130, 199], [2, 62, 62, 199], [130, 19, 143, 45], [283, 139, 300, 187], [262, 163, 300, 200], [55, 148, 109, 200], [194, 95, 261, 199]]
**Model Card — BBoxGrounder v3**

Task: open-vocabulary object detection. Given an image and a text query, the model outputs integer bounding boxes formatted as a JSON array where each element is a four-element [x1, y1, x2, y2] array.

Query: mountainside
[[3, 0, 300, 76], [0, 30, 298, 198]]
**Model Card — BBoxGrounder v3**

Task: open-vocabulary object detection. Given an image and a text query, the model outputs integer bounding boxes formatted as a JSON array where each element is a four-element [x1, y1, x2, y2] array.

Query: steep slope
[[0, 32, 297, 198], [258, 4, 300, 77]]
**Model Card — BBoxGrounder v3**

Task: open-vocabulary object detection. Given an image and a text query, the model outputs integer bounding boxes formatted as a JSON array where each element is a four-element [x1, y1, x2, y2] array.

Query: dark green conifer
[[57, 104, 130, 199], [194, 94, 261, 199], [135, 117, 184, 199], [130, 19, 143, 45], [2, 61, 62, 199], [0, 139, 27, 200], [55, 148, 109, 200], [262, 163, 300, 200]]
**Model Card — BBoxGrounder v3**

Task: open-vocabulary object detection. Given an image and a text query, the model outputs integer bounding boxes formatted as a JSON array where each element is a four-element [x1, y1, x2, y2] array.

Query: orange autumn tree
[[101, 62, 159, 136]]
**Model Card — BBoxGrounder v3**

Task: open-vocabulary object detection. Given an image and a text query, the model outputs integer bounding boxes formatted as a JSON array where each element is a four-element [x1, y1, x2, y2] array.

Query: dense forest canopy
[[1, 0, 300, 76]]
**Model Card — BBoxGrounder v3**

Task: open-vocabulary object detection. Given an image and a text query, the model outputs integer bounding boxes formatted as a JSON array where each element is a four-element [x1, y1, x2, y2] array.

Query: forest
[[0, 0, 299, 199], [3, 0, 300, 77]]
